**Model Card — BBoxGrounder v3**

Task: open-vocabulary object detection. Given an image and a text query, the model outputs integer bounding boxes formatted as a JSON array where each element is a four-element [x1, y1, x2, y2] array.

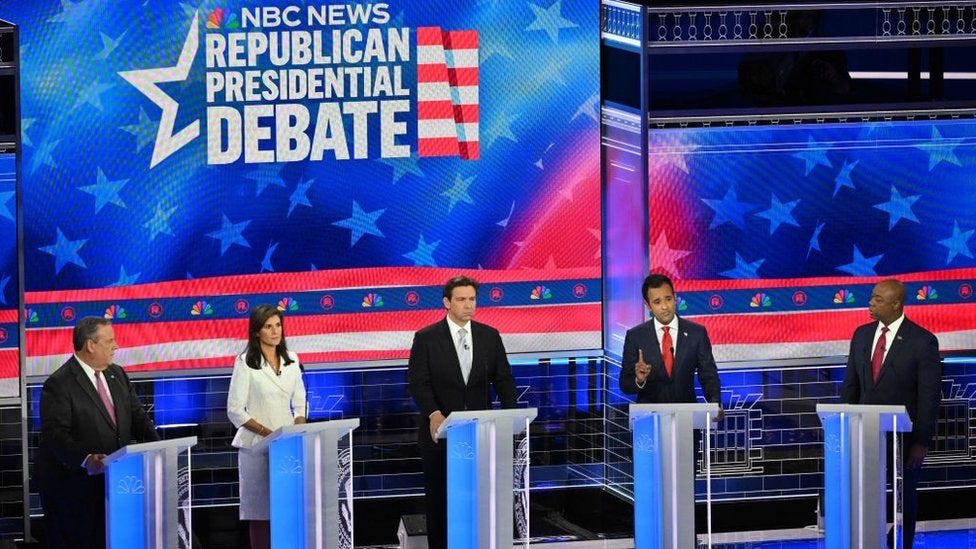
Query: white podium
[[251, 419, 360, 548], [629, 403, 720, 549], [817, 404, 912, 549], [436, 408, 538, 549], [103, 435, 197, 549]]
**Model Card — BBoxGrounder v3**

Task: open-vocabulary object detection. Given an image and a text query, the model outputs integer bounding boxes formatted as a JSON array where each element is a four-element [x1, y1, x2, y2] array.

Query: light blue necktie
[[458, 328, 472, 383]]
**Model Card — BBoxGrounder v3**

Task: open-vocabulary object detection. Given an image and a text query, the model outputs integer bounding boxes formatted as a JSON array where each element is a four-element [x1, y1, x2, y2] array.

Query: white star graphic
[[118, 12, 200, 168]]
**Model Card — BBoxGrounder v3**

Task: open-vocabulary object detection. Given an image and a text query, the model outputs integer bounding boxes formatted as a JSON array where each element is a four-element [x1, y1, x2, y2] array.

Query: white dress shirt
[[635, 316, 680, 389], [76, 354, 114, 406], [654, 316, 680, 356], [446, 315, 472, 357], [872, 314, 905, 364]]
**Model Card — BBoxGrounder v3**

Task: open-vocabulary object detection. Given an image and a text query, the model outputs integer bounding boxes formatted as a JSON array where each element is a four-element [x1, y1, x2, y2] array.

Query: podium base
[[397, 515, 428, 549]]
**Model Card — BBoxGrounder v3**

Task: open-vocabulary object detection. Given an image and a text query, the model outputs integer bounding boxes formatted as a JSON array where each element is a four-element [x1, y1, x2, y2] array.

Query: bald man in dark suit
[[36, 317, 159, 549], [841, 279, 942, 549]]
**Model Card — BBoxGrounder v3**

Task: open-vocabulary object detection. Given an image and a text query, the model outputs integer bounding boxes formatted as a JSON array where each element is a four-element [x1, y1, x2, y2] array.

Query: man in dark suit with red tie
[[36, 317, 159, 549], [841, 279, 941, 549], [619, 274, 723, 412], [407, 276, 518, 549]]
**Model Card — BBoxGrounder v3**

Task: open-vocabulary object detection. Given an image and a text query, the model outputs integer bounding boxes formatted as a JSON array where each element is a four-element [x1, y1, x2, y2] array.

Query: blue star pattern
[[442, 175, 476, 213], [807, 221, 825, 259], [261, 242, 279, 273], [836, 246, 883, 276], [287, 178, 314, 217], [332, 201, 385, 247], [0, 155, 15, 311], [207, 215, 251, 256], [39, 227, 88, 275], [873, 186, 920, 231], [112, 266, 140, 287], [833, 159, 858, 197], [756, 193, 800, 235], [525, 0, 578, 44], [80, 168, 129, 214], [792, 136, 832, 176], [702, 187, 758, 231], [144, 204, 177, 241], [938, 221, 974, 265], [404, 234, 440, 267], [0, 191, 13, 222], [245, 163, 287, 197], [915, 126, 962, 171], [720, 252, 765, 279]]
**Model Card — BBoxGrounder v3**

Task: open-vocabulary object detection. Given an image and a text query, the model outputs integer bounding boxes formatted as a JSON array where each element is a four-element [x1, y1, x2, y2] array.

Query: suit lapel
[[71, 360, 117, 429], [673, 319, 688, 371], [643, 323, 666, 376], [875, 321, 909, 386], [467, 323, 486, 386]]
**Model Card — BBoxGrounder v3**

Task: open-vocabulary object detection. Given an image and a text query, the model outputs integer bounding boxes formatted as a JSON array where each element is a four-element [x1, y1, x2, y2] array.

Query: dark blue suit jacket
[[619, 317, 721, 404], [840, 318, 942, 447]]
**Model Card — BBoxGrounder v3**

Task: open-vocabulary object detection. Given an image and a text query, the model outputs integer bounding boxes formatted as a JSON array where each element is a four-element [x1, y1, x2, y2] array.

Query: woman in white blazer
[[227, 304, 307, 549]]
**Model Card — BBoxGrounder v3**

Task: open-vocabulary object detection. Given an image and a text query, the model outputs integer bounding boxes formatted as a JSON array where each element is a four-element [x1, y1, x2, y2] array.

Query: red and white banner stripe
[[417, 27, 479, 159]]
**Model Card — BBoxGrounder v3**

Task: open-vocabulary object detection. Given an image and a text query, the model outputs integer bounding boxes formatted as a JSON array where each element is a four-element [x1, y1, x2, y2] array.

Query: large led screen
[[648, 120, 975, 361], [6, 1, 601, 375], [0, 153, 16, 395]]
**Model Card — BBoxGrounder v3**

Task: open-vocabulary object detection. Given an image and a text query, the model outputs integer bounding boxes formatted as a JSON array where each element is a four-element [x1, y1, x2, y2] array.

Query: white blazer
[[227, 350, 307, 449]]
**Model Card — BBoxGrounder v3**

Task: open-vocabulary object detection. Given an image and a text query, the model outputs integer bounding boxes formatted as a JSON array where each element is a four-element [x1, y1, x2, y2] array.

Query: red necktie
[[94, 370, 117, 425], [661, 326, 674, 377], [871, 326, 889, 383]]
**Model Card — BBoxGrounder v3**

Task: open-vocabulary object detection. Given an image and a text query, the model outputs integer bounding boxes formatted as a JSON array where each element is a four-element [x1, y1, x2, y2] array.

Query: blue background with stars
[[0, 154, 14, 309], [2, 0, 598, 292], [651, 120, 976, 280]]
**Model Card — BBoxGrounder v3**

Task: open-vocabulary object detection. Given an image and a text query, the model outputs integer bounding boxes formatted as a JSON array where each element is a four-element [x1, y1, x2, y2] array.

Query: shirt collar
[[653, 315, 679, 334], [879, 313, 905, 336], [75, 354, 100, 382], [446, 315, 470, 334]]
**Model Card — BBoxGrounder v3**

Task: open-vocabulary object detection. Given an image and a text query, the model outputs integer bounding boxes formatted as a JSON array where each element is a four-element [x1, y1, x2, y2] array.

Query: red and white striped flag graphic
[[417, 27, 479, 160]]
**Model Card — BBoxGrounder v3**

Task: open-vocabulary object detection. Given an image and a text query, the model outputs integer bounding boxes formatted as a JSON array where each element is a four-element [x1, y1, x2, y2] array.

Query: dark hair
[[73, 316, 112, 352], [443, 275, 479, 300], [641, 274, 675, 302], [244, 305, 295, 370]]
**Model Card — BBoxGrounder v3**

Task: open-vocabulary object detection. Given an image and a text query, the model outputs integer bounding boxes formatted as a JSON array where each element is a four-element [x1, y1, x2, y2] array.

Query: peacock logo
[[530, 285, 552, 300], [833, 289, 855, 304], [916, 285, 938, 301], [104, 305, 127, 320], [361, 293, 384, 308], [277, 297, 299, 312], [190, 300, 214, 315], [749, 293, 771, 308], [206, 8, 240, 30]]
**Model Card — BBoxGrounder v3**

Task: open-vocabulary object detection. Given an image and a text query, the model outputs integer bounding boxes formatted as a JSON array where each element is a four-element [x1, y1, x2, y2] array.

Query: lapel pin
[[683, 332, 688, 337]]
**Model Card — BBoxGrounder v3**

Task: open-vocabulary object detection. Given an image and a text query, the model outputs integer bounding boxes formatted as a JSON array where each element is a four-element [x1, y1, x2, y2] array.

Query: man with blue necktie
[[407, 275, 518, 549]]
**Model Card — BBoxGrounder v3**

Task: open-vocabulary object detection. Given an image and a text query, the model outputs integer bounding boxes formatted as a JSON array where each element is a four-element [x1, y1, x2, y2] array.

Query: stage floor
[[520, 518, 976, 548]]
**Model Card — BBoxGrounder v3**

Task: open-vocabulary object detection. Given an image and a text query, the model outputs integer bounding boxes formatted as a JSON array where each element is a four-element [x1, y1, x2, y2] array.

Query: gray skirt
[[237, 449, 270, 520]]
